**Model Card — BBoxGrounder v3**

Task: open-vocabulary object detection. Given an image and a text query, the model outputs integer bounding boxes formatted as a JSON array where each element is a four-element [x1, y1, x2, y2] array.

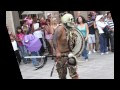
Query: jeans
[[106, 31, 114, 51], [31, 51, 39, 66], [19, 45, 28, 63], [95, 29, 100, 51], [99, 33, 108, 53], [82, 41, 88, 59]]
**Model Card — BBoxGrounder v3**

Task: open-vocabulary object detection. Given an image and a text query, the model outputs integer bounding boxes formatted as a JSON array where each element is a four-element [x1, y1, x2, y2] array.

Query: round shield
[[68, 27, 85, 57]]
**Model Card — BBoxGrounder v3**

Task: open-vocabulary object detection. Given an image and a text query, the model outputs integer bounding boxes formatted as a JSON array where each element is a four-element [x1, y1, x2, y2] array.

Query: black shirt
[[87, 20, 95, 34]]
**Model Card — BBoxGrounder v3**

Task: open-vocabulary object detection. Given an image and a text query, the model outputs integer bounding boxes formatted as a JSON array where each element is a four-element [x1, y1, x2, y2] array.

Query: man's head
[[95, 15, 104, 22], [87, 14, 92, 20], [33, 16, 37, 23], [99, 15, 104, 22], [61, 13, 74, 28], [107, 12, 111, 18]]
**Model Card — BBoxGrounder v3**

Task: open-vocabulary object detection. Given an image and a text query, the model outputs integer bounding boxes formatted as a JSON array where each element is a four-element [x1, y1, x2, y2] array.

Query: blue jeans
[[99, 33, 108, 53], [19, 45, 28, 62], [31, 51, 39, 66], [82, 41, 88, 60]]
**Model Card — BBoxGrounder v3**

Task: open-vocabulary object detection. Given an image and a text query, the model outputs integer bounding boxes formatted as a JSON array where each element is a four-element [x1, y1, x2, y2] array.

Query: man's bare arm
[[53, 26, 62, 52]]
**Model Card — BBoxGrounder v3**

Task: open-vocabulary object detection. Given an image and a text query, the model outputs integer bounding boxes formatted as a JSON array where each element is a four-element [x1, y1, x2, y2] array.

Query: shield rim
[[69, 27, 85, 57]]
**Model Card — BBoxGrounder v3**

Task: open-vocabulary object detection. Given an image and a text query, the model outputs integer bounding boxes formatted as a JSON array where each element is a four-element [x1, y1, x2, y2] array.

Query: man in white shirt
[[96, 15, 108, 55]]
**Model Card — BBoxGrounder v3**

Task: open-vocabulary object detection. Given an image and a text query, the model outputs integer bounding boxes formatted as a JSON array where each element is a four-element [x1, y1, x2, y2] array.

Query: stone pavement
[[19, 52, 114, 79]]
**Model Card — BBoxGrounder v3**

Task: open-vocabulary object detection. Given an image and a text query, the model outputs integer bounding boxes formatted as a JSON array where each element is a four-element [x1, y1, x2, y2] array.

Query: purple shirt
[[22, 34, 42, 52]]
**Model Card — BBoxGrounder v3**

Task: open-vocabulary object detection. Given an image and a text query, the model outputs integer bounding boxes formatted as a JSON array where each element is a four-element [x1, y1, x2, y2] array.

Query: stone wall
[[6, 11, 20, 34], [74, 11, 88, 19], [12, 11, 20, 31], [6, 11, 15, 34], [44, 11, 60, 23]]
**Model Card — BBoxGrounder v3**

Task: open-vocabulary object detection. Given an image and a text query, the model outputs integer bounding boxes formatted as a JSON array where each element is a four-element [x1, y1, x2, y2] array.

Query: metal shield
[[68, 27, 85, 57]]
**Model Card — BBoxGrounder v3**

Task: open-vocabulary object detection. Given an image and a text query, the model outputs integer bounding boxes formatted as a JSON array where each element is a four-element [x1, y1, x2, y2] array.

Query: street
[[19, 52, 114, 79]]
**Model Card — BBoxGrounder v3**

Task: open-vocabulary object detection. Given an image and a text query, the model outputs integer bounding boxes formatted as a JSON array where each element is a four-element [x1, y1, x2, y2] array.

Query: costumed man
[[53, 13, 80, 79]]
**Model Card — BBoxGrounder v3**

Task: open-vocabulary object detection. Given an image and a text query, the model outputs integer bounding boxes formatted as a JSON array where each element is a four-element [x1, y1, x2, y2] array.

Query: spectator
[[104, 12, 114, 52], [96, 15, 109, 55], [39, 17, 47, 28], [50, 17, 59, 56], [94, 15, 100, 52], [22, 29, 42, 68], [10, 34, 21, 65], [33, 27, 45, 55], [21, 20, 29, 30], [87, 14, 96, 54], [32, 16, 45, 55], [76, 15, 89, 61], [24, 15, 33, 28], [39, 17, 48, 51], [50, 17, 59, 34], [16, 26, 28, 64], [91, 11, 97, 21], [44, 19, 54, 56], [31, 16, 40, 33]]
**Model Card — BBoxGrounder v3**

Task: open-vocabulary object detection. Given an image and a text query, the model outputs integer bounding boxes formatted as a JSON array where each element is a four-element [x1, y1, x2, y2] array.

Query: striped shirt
[[104, 18, 114, 30], [87, 20, 95, 34]]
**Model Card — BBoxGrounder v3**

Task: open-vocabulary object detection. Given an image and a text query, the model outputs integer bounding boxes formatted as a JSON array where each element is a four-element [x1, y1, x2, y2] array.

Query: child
[[16, 26, 28, 64], [10, 34, 21, 65], [21, 20, 29, 30], [22, 20, 31, 34]]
